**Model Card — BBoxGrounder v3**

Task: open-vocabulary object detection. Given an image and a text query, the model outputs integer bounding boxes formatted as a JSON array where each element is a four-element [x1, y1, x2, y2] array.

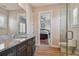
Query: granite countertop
[[0, 35, 35, 53]]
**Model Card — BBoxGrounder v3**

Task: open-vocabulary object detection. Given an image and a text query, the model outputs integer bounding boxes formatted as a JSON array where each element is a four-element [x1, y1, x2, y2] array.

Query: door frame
[[38, 10, 53, 46]]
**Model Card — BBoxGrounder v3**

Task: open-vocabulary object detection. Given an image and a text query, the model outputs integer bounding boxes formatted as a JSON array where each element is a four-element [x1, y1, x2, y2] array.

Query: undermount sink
[[0, 43, 5, 50]]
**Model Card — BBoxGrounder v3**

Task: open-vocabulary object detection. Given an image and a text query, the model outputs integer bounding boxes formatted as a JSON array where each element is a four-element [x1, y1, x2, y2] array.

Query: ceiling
[[0, 3, 22, 11], [30, 3, 53, 7], [0, 3, 58, 10]]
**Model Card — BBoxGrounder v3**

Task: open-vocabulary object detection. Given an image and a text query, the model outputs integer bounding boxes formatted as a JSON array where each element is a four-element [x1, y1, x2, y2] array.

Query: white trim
[[38, 10, 53, 47], [35, 44, 40, 47], [35, 44, 60, 48], [51, 45, 60, 48]]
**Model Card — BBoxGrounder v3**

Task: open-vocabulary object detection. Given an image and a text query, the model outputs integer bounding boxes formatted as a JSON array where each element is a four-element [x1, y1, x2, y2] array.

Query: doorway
[[39, 11, 52, 46]]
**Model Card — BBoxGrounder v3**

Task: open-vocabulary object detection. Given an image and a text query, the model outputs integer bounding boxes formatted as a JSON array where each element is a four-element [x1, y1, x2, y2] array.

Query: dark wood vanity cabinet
[[27, 38, 35, 56], [0, 37, 36, 56], [16, 45, 27, 56], [16, 41, 27, 56], [0, 47, 16, 56], [16, 37, 36, 56]]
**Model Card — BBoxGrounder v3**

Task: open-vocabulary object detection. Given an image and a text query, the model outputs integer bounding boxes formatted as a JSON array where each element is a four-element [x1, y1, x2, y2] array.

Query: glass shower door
[[67, 3, 79, 55], [60, 4, 67, 55], [60, 3, 79, 56]]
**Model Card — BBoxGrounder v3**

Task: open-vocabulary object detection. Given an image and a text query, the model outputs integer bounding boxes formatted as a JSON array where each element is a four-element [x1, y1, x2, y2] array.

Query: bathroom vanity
[[0, 3, 36, 56], [0, 35, 36, 56]]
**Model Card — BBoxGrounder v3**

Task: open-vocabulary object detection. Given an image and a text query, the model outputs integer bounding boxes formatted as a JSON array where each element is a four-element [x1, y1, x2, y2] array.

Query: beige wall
[[25, 4, 34, 35], [32, 4, 62, 47]]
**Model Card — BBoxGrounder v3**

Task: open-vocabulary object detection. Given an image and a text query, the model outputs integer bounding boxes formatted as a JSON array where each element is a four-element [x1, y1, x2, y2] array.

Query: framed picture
[[40, 12, 51, 29]]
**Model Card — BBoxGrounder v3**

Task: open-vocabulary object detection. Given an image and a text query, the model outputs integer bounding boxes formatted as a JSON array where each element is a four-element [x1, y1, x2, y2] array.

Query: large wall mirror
[[15, 4, 27, 35], [18, 13, 26, 35], [0, 3, 26, 36]]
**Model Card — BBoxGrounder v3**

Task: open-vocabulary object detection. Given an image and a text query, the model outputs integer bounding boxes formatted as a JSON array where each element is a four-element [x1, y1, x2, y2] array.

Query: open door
[[39, 11, 52, 46]]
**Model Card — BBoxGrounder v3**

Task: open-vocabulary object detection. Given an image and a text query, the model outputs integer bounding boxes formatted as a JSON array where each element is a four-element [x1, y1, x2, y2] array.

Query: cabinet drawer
[[17, 41, 27, 49], [28, 38, 35, 45]]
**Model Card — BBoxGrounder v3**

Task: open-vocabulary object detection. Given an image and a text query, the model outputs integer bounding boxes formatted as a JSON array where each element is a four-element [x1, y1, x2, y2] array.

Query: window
[[19, 15, 26, 34], [73, 8, 78, 25], [19, 23, 25, 33], [0, 15, 7, 28]]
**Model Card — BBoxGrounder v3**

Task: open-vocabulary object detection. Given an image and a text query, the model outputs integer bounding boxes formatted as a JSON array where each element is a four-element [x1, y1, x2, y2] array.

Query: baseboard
[[51, 45, 60, 48], [35, 44, 40, 46], [35, 44, 60, 48]]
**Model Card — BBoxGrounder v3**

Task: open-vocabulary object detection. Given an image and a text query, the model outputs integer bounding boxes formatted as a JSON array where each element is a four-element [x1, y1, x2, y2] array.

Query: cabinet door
[[32, 45, 36, 54], [0, 47, 16, 56], [17, 47, 27, 56], [27, 38, 35, 56], [22, 47, 27, 56], [16, 42, 27, 56], [27, 46, 32, 56]]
